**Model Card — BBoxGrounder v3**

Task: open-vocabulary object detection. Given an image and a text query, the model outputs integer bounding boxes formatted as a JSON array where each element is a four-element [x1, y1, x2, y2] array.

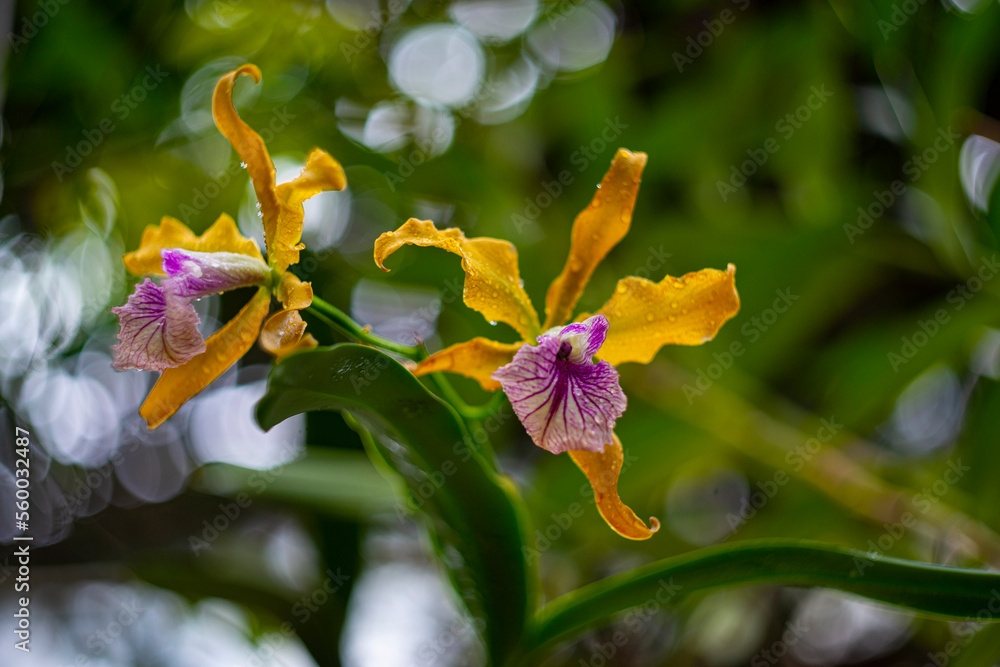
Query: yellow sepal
[[139, 286, 271, 429], [413, 337, 524, 391], [374, 218, 541, 340], [596, 264, 740, 366], [123, 214, 262, 276], [543, 149, 647, 329]]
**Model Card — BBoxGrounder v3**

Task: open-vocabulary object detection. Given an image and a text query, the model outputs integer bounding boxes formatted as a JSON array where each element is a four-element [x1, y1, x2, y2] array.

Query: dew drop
[[671, 302, 678, 309], [645, 313, 654, 322], [668, 315, 676, 322], [489, 320, 498, 326], [681, 309, 688, 315], [615, 283, 627, 294]]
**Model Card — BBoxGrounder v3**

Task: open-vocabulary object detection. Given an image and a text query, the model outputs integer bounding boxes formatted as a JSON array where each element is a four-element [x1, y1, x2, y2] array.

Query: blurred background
[[2, 0, 1000, 664]]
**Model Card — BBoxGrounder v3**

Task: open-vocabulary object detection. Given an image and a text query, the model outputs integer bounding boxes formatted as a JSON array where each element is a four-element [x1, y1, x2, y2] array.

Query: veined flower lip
[[492, 314, 626, 455], [111, 278, 206, 372]]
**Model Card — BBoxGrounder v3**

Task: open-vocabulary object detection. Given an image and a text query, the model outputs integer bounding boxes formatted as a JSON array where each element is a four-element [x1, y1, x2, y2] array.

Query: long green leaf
[[520, 540, 1000, 663], [255, 344, 533, 665]]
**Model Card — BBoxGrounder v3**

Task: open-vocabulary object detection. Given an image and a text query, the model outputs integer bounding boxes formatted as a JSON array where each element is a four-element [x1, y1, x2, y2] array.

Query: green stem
[[308, 295, 424, 360], [307, 295, 502, 424]]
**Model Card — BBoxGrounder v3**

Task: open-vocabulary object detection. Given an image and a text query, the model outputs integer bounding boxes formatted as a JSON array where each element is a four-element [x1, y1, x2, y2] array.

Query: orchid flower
[[374, 149, 740, 539], [112, 64, 346, 429]]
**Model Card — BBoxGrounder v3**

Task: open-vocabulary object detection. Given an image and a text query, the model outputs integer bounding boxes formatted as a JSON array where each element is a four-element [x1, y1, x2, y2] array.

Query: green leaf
[[255, 344, 533, 665], [519, 540, 1000, 663]]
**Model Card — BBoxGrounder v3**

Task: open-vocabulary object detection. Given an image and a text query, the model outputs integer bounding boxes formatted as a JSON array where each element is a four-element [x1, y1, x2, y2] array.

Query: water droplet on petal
[[671, 302, 678, 309], [489, 320, 497, 326], [645, 313, 655, 322], [616, 283, 627, 294], [668, 315, 676, 322]]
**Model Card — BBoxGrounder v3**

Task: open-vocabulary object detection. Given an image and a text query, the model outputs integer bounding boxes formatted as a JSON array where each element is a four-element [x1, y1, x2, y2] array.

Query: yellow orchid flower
[[374, 149, 740, 539], [112, 64, 346, 430]]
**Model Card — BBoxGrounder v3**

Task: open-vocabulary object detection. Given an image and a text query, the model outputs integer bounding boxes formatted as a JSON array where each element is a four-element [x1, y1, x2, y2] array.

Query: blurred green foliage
[[6, 0, 1000, 664]]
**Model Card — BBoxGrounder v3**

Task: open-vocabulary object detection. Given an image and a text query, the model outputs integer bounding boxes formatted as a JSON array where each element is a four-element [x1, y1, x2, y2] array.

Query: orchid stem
[[307, 295, 501, 423], [307, 295, 424, 360]]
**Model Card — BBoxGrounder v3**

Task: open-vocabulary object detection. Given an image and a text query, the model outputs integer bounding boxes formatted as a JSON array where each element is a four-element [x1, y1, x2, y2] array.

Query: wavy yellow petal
[[596, 264, 740, 366], [413, 337, 523, 391], [374, 219, 540, 340], [123, 214, 262, 276], [569, 435, 660, 540], [543, 149, 647, 329], [212, 64, 281, 251], [139, 287, 271, 429], [271, 149, 348, 271], [276, 272, 313, 310], [259, 309, 317, 360]]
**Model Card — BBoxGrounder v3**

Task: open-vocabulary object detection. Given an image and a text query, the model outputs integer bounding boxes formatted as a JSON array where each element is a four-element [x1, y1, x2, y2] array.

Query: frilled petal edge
[[492, 316, 625, 454], [112, 279, 206, 372]]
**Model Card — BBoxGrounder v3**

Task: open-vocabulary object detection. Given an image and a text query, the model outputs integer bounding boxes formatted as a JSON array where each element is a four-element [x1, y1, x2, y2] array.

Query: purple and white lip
[[492, 314, 626, 455], [111, 248, 270, 372], [160, 248, 270, 300], [111, 278, 206, 372]]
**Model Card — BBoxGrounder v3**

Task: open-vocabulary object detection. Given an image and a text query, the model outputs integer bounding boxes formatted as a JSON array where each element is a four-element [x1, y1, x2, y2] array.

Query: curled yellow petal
[[139, 287, 271, 429], [276, 272, 313, 310], [414, 337, 523, 391], [272, 149, 348, 271], [374, 219, 540, 340], [123, 214, 262, 276], [543, 149, 647, 329], [213, 64, 280, 246], [596, 264, 740, 366], [259, 309, 318, 360], [569, 435, 660, 540]]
